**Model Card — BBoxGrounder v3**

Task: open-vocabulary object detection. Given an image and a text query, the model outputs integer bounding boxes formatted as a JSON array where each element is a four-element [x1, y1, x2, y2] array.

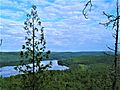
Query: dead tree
[[100, 1, 119, 89], [83, 0, 120, 90]]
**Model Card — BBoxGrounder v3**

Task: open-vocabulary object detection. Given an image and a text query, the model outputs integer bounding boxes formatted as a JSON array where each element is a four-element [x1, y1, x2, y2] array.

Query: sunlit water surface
[[0, 60, 69, 77]]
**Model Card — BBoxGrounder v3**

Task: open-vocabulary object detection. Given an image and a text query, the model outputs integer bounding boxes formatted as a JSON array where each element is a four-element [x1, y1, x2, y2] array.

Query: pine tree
[[15, 5, 51, 90]]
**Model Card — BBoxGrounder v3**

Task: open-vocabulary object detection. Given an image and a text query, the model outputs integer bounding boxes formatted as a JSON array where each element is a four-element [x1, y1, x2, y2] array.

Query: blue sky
[[0, 0, 120, 52]]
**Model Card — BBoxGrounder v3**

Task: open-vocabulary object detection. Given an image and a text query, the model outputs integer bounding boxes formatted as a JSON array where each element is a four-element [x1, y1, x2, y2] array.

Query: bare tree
[[100, 1, 119, 90], [83, 0, 120, 90], [101, 1, 119, 90]]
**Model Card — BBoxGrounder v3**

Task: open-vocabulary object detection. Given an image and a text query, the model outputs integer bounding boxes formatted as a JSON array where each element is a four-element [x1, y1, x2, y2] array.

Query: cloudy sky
[[0, 0, 120, 52]]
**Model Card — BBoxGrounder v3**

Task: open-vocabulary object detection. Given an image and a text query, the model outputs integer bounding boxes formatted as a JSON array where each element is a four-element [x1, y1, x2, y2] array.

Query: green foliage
[[15, 5, 51, 72], [1, 64, 120, 90], [0, 52, 21, 67], [1, 52, 120, 89], [13, 5, 51, 90], [0, 51, 112, 67], [58, 55, 120, 67]]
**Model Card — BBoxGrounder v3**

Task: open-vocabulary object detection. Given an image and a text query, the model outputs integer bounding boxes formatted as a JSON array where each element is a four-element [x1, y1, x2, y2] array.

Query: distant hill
[[0, 51, 107, 60], [0, 51, 119, 67], [49, 51, 106, 60]]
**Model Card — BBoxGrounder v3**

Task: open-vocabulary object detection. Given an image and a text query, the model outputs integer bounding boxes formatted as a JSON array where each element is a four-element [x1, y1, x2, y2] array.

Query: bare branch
[[112, 34, 116, 39], [82, 0, 92, 19], [103, 51, 112, 56], [103, 11, 115, 20], [112, 21, 116, 29], [100, 12, 120, 29], [106, 45, 115, 51], [0, 39, 2, 46]]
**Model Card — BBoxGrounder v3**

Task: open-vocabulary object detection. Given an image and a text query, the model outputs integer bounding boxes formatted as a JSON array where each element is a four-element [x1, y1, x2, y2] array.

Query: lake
[[0, 60, 69, 77]]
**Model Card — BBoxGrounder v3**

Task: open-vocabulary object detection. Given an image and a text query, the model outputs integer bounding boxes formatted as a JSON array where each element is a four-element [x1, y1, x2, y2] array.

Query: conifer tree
[[15, 5, 51, 90]]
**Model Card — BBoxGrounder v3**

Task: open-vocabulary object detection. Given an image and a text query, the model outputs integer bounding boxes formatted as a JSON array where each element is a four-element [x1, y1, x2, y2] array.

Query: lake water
[[0, 60, 69, 77]]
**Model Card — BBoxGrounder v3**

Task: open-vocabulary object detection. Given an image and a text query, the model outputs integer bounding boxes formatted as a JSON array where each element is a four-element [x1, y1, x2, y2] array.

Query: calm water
[[0, 60, 69, 77]]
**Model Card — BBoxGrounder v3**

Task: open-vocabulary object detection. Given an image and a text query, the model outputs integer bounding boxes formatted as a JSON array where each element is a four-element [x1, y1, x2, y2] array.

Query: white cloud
[[0, 0, 118, 51]]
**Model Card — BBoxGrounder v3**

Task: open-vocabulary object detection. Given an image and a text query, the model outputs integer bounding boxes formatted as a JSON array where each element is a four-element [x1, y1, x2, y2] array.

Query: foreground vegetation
[[0, 54, 120, 90], [0, 64, 120, 90]]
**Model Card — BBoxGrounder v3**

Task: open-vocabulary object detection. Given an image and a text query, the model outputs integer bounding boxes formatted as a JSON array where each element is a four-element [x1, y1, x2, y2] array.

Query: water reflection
[[0, 60, 68, 77]]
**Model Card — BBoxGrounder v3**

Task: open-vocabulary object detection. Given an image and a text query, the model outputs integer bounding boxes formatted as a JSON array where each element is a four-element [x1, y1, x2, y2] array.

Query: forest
[[0, 53, 120, 90]]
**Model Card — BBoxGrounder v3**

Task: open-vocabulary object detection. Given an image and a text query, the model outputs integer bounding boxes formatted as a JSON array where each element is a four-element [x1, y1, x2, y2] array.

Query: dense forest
[[0, 54, 120, 90], [0, 51, 110, 67]]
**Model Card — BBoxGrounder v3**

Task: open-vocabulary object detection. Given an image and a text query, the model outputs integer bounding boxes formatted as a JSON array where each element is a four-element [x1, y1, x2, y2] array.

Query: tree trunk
[[112, 0, 119, 90]]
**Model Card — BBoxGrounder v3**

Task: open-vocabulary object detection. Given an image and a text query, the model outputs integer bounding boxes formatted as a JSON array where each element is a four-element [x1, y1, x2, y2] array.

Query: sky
[[0, 0, 120, 52]]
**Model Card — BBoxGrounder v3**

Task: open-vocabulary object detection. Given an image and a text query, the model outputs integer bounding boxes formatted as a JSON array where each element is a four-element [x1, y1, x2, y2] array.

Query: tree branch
[[82, 0, 92, 19], [0, 39, 2, 46], [106, 45, 115, 51]]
